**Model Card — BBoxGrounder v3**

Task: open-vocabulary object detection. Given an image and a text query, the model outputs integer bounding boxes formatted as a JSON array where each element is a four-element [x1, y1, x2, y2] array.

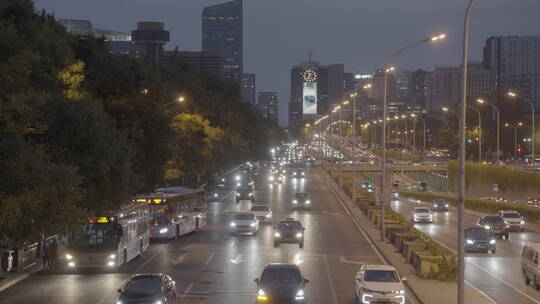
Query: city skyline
[[34, 0, 540, 125]]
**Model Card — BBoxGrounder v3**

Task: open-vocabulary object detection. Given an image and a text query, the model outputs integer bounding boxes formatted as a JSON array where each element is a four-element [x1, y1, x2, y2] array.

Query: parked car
[[521, 242, 540, 290], [354, 264, 406, 304], [116, 274, 176, 304], [498, 210, 526, 231], [465, 226, 496, 253], [432, 199, 449, 212], [477, 215, 510, 239], [254, 263, 309, 303]]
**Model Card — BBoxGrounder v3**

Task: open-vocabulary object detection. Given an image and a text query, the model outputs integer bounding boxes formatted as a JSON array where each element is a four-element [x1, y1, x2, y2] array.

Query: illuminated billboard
[[302, 68, 318, 114]]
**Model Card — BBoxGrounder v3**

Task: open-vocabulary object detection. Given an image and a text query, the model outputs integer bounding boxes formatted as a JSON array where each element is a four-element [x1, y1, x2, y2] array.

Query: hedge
[[447, 160, 540, 193], [398, 190, 540, 225]]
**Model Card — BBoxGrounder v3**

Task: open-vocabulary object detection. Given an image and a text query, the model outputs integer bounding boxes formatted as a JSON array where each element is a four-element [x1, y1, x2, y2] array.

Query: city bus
[[133, 187, 208, 240], [63, 201, 150, 269]]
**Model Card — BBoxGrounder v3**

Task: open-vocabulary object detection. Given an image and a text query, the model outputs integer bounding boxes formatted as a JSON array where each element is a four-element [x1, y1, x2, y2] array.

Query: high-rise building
[[241, 73, 256, 105], [258, 92, 279, 123], [131, 22, 170, 64], [288, 60, 348, 137], [372, 69, 397, 102], [202, 0, 243, 85], [161, 50, 224, 78], [425, 62, 494, 113], [407, 69, 428, 108], [396, 70, 412, 100], [483, 35, 540, 106]]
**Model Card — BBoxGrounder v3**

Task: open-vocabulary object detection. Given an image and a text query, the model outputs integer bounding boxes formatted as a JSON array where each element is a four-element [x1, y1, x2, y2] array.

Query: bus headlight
[[293, 200, 298, 204], [107, 261, 115, 267], [250, 222, 256, 227], [274, 232, 281, 238], [305, 200, 311, 204], [159, 228, 168, 234], [489, 239, 496, 245], [484, 225, 491, 230], [295, 289, 305, 300], [68, 262, 75, 267], [230, 222, 236, 227], [257, 289, 268, 301], [65, 254, 73, 260], [109, 254, 116, 260], [296, 233, 303, 238], [466, 239, 474, 245]]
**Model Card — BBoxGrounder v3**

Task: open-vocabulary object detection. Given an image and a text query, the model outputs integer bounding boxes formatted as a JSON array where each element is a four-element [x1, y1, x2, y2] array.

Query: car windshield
[[294, 193, 308, 199], [502, 213, 520, 218], [364, 270, 400, 282], [260, 268, 302, 284], [125, 277, 162, 295], [433, 200, 445, 204], [415, 208, 430, 213], [484, 216, 504, 223], [466, 228, 489, 238], [251, 206, 270, 211], [234, 213, 255, 220], [278, 222, 301, 230]]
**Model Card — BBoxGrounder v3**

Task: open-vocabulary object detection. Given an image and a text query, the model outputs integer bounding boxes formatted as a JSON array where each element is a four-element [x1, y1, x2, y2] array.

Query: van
[[521, 243, 540, 290]]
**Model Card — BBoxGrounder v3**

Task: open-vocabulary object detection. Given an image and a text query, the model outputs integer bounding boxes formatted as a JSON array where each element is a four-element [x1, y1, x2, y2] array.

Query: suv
[[292, 193, 311, 210], [254, 263, 309, 303], [410, 207, 433, 223], [521, 243, 540, 290], [251, 205, 272, 222], [432, 199, 449, 212], [477, 215, 510, 239], [498, 210, 526, 231], [354, 264, 406, 304], [292, 169, 305, 178], [236, 184, 255, 202], [274, 218, 305, 248], [465, 226, 496, 253]]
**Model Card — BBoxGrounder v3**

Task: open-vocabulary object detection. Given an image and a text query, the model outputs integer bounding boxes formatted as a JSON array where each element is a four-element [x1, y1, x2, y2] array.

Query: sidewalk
[[320, 169, 495, 304], [0, 263, 43, 293]]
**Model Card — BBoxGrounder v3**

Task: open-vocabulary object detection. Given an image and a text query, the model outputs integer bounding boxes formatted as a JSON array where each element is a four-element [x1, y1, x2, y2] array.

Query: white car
[[354, 264, 406, 304], [251, 205, 272, 221], [498, 210, 526, 231], [230, 212, 259, 235], [410, 207, 433, 223]]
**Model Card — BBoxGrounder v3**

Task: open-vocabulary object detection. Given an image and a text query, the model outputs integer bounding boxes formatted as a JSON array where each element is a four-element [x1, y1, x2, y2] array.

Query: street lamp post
[[477, 98, 500, 164], [467, 105, 482, 162], [351, 93, 358, 206], [380, 33, 446, 241], [509, 92, 535, 164], [162, 96, 186, 108], [505, 122, 522, 161]]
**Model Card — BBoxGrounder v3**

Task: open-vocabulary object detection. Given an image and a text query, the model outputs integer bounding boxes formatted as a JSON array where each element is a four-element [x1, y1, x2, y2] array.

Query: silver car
[[354, 264, 406, 304], [230, 212, 259, 235], [522, 242, 540, 290]]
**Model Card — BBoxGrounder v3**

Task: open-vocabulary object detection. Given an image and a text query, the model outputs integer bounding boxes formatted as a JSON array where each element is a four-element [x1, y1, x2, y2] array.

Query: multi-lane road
[[0, 167, 414, 304], [391, 195, 540, 304]]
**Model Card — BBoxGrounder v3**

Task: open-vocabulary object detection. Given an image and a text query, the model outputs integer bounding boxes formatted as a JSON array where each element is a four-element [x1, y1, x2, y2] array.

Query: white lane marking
[[465, 281, 498, 304], [171, 253, 188, 265], [182, 283, 195, 298], [204, 252, 215, 265], [338, 255, 378, 265], [323, 254, 339, 304], [467, 259, 540, 304], [230, 253, 245, 265], [96, 249, 162, 304]]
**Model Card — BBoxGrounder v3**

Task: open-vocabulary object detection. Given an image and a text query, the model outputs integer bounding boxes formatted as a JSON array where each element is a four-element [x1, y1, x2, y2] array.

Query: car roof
[[363, 264, 397, 271], [413, 207, 430, 210], [263, 263, 300, 270], [524, 242, 540, 252], [499, 210, 519, 213], [130, 273, 164, 280]]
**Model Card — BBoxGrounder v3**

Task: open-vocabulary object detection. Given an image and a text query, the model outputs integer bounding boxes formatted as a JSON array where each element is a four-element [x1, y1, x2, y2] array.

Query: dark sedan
[[477, 215, 510, 239], [465, 226, 496, 253], [432, 199, 449, 212], [116, 274, 176, 304], [254, 263, 309, 304]]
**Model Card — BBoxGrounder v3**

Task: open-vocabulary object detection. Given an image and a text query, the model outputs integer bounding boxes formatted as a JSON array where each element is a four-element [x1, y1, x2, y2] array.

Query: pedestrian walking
[[42, 241, 50, 270]]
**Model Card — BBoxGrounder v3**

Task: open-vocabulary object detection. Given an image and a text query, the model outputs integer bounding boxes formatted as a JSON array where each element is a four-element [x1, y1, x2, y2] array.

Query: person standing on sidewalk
[[49, 239, 58, 271], [42, 241, 50, 270]]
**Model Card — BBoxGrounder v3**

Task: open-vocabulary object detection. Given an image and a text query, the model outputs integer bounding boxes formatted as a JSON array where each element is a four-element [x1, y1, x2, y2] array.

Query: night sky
[[34, 0, 540, 126]]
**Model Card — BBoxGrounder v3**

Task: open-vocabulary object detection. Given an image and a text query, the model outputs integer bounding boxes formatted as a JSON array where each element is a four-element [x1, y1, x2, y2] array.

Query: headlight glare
[[159, 228, 168, 234], [274, 232, 281, 237], [109, 254, 116, 260], [65, 254, 73, 260], [466, 239, 474, 244], [484, 225, 491, 230], [489, 239, 496, 244], [230, 222, 236, 227], [296, 233, 303, 238]]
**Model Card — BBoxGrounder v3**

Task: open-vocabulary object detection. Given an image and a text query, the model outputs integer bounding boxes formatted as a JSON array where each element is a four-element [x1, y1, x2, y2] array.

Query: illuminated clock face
[[303, 69, 317, 82]]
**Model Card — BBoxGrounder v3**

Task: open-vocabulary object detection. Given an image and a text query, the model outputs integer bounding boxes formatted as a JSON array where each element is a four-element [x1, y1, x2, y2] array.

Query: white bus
[[133, 187, 208, 240], [63, 201, 150, 269]]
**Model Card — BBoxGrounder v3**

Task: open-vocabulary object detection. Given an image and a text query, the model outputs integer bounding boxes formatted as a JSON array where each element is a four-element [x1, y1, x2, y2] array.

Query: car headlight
[[214, 193, 218, 198], [466, 239, 474, 245], [521, 220, 526, 225], [302, 172, 305, 176], [249, 192, 253, 196], [107, 261, 115, 267], [230, 222, 236, 227], [116, 301, 123, 304], [236, 183, 241, 187], [445, 204, 449, 208], [65, 254, 73, 260], [295, 289, 305, 300], [484, 225, 491, 230], [305, 200, 311, 204], [362, 293, 374, 304], [489, 239, 496, 245], [269, 176, 274, 181], [296, 233, 303, 238], [153, 300, 162, 304], [236, 192, 240, 196], [274, 232, 281, 237], [109, 254, 116, 260], [293, 200, 298, 204], [293, 172, 297, 176], [265, 213, 271, 218], [159, 228, 168, 234], [235, 175, 240, 181], [250, 222, 256, 227], [434, 204, 438, 208], [257, 289, 268, 301], [396, 289, 405, 295]]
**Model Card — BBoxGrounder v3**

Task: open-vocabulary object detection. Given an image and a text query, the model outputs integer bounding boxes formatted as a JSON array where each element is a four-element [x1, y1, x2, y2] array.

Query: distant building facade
[[241, 73, 256, 104], [407, 69, 428, 108], [202, 0, 243, 85], [483, 35, 540, 106], [258, 92, 279, 123], [131, 22, 170, 64], [425, 62, 494, 113]]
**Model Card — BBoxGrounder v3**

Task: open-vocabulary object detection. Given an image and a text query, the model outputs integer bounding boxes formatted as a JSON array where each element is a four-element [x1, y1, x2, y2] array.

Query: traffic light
[[475, 137, 479, 141], [467, 138, 473, 143]]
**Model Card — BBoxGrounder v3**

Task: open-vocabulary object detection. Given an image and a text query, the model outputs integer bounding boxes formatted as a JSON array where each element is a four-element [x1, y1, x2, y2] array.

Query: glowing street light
[[508, 91, 535, 164]]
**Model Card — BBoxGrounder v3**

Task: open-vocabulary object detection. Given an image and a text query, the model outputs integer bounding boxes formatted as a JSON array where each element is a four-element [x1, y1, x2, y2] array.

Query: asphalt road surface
[[391, 196, 540, 304], [0, 168, 412, 304]]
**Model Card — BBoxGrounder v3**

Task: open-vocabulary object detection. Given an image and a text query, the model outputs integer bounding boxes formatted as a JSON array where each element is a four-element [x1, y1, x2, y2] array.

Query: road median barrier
[[398, 189, 540, 225]]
